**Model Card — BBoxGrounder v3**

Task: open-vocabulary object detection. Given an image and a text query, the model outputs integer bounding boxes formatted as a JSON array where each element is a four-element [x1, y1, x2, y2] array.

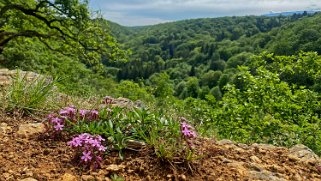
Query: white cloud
[[89, 0, 321, 26]]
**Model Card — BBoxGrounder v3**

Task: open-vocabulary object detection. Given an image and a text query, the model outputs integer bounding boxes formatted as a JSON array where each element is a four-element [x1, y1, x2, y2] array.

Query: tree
[[0, 0, 125, 67], [148, 73, 174, 98], [200, 70, 222, 88]]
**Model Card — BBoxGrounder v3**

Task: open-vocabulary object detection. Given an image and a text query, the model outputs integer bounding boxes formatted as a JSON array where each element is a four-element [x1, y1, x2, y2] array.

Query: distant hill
[[103, 12, 321, 99], [263, 10, 320, 17]]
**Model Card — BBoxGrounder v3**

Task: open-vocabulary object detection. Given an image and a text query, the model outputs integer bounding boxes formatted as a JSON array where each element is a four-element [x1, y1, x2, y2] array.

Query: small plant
[[4, 70, 55, 114], [180, 117, 197, 149], [67, 133, 107, 169], [46, 106, 100, 136], [179, 117, 199, 166], [46, 106, 76, 137], [110, 174, 125, 181]]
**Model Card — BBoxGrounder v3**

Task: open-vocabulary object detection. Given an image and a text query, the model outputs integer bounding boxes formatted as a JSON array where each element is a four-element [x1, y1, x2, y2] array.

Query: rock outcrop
[[0, 68, 50, 87]]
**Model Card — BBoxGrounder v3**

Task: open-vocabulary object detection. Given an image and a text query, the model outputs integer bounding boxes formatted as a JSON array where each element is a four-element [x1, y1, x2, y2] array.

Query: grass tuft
[[3, 70, 56, 114]]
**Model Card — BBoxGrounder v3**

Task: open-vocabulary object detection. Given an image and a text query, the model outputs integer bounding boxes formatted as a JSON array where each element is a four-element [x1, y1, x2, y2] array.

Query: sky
[[89, 0, 321, 26]]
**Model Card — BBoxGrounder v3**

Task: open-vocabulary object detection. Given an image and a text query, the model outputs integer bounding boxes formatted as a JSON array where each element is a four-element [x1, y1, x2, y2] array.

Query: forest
[[2, 0, 321, 156]]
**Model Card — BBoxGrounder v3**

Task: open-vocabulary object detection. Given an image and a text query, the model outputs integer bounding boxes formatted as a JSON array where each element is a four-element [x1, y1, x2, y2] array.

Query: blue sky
[[89, 0, 321, 26]]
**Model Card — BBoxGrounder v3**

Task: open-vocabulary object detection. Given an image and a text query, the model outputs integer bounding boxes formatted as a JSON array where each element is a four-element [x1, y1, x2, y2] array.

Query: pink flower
[[54, 123, 64, 131], [59, 106, 76, 119], [189, 130, 197, 138], [181, 122, 192, 130], [79, 109, 88, 119], [96, 135, 105, 142], [180, 122, 197, 138], [89, 139, 100, 147], [68, 138, 82, 147], [81, 151, 92, 162], [98, 145, 106, 152], [88, 110, 99, 121], [68, 133, 106, 167], [50, 117, 62, 124]]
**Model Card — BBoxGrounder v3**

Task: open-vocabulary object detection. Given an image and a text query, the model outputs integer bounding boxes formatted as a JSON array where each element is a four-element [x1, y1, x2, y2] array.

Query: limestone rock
[[0, 123, 12, 137], [125, 139, 146, 149], [17, 123, 45, 138], [249, 170, 286, 181], [250, 155, 262, 163], [251, 143, 277, 150], [59, 173, 77, 181], [289, 144, 320, 162], [19, 178, 38, 181], [81, 175, 95, 181], [100, 96, 143, 109], [105, 164, 126, 172], [217, 139, 233, 145]]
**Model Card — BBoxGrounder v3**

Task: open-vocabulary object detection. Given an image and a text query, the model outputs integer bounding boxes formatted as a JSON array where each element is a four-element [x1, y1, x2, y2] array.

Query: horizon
[[89, 0, 321, 26], [106, 10, 320, 28]]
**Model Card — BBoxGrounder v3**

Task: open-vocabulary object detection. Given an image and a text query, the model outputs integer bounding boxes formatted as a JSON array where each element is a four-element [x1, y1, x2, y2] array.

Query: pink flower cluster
[[48, 113, 65, 131], [79, 109, 99, 121], [180, 117, 197, 149], [47, 106, 77, 132], [58, 106, 99, 121], [180, 122, 197, 138], [68, 133, 106, 167], [47, 106, 100, 132]]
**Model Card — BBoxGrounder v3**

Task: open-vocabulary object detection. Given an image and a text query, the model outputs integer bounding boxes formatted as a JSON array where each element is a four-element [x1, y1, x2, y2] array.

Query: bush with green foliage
[[208, 53, 321, 154]]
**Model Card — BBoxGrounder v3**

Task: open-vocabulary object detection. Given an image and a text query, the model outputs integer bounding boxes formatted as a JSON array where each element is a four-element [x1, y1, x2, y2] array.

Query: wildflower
[[47, 114, 65, 134], [68, 133, 107, 168], [181, 128, 192, 137], [180, 122, 197, 138], [96, 135, 105, 142], [68, 137, 82, 147], [50, 117, 63, 124], [54, 123, 64, 131], [81, 151, 92, 162], [78, 133, 90, 140], [59, 106, 76, 120], [79, 109, 88, 119], [89, 139, 100, 147], [88, 110, 99, 121], [181, 121, 192, 130], [98, 145, 107, 152]]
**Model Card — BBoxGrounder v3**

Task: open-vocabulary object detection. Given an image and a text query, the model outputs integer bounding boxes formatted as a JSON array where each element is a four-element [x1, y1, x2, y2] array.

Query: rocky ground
[[1, 112, 321, 181]]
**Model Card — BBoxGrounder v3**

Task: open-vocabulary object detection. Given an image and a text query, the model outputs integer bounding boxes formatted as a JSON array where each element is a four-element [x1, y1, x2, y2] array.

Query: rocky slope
[[0, 112, 321, 181]]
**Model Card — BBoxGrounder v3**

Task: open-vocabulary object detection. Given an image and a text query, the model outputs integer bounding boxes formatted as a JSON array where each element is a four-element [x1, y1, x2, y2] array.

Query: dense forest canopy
[[103, 12, 321, 100]]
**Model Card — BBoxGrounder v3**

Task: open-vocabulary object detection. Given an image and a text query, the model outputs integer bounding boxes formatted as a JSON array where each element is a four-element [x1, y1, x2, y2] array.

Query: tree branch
[[37, 37, 73, 57], [0, 30, 53, 47], [0, 4, 71, 41]]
